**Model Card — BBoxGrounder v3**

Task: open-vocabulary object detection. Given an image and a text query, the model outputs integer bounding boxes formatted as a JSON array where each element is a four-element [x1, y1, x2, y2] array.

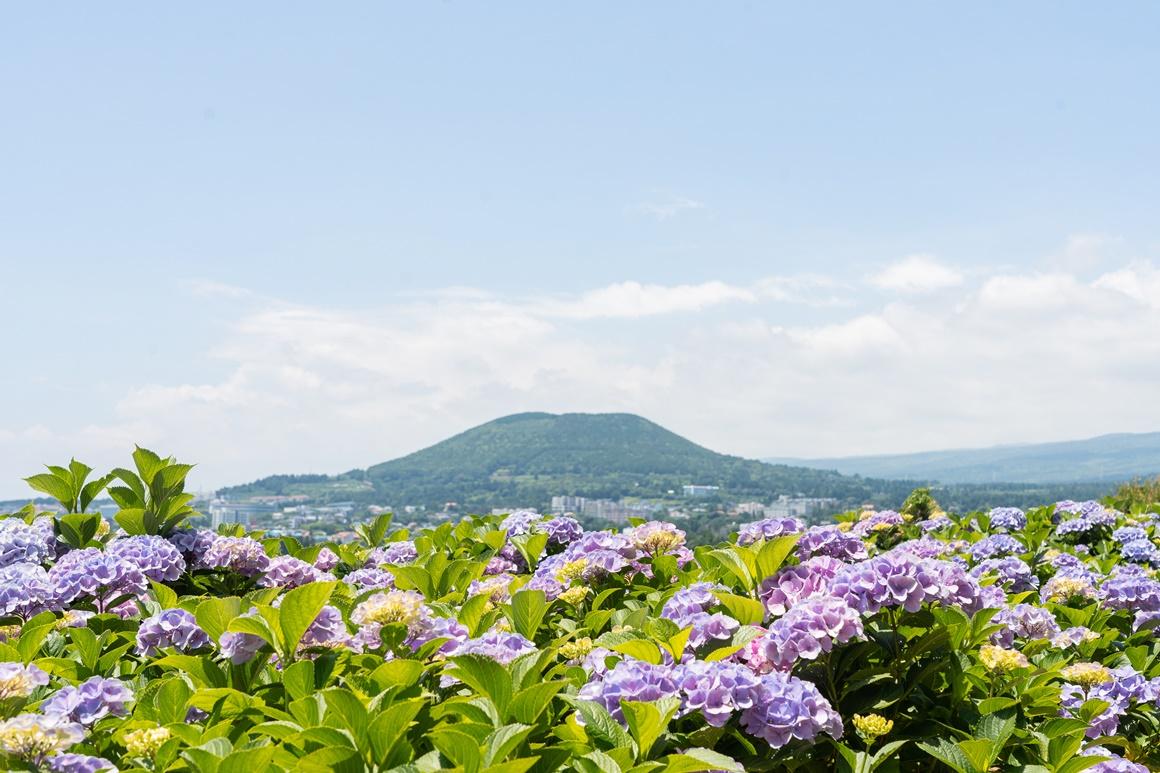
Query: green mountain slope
[[766, 432, 1160, 484], [222, 412, 911, 508]]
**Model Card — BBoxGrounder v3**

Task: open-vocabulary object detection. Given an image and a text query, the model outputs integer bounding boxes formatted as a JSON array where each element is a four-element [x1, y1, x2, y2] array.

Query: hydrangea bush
[[1, 450, 1158, 771]]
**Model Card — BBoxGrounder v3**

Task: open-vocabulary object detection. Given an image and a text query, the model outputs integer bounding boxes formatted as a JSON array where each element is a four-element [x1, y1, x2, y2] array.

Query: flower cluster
[[737, 517, 804, 546], [135, 608, 212, 656], [42, 677, 133, 725], [105, 536, 186, 582], [200, 536, 270, 577]]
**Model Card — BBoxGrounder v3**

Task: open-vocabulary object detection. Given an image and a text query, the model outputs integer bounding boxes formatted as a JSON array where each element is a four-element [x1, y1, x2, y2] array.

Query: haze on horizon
[[2, 3, 1159, 498]]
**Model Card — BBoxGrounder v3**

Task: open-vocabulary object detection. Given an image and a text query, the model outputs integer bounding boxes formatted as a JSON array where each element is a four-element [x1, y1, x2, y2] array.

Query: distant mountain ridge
[[222, 412, 913, 509], [766, 432, 1160, 484]]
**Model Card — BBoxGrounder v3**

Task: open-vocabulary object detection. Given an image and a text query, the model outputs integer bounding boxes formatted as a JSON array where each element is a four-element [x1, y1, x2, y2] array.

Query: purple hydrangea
[[1112, 527, 1148, 545], [831, 554, 994, 616], [136, 608, 212, 656], [542, 516, 583, 547], [47, 753, 119, 773], [0, 517, 55, 568], [851, 510, 904, 537], [991, 604, 1061, 646], [167, 528, 216, 564], [106, 536, 186, 582], [970, 534, 1025, 562], [41, 676, 133, 725], [313, 547, 339, 571], [627, 521, 686, 556], [662, 582, 724, 620], [739, 671, 843, 748], [681, 612, 741, 651], [501, 510, 543, 536], [200, 536, 270, 577], [0, 713, 86, 762], [737, 517, 804, 547], [577, 659, 681, 722], [366, 541, 418, 567], [48, 549, 148, 611], [1120, 539, 1160, 566], [0, 563, 54, 618], [1061, 665, 1160, 738], [220, 630, 266, 665], [988, 507, 1027, 532], [298, 604, 348, 649], [1081, 747, 1150, 773], [761, 597, 864, 670], [795, 526, 867, 563], [890, 538, 954, 560], [259, 555, 335, 589], [407, 616, 469, 653], [919, 515, 953, 532], [447, 630, 536, 664], [674, 660, 764, 727], [467, 574, 513, 604], [760, 557, 844, 617], [971, 557, 1038, 593], [343, 567, 394, 589], [1100, 572, 1160, 614]]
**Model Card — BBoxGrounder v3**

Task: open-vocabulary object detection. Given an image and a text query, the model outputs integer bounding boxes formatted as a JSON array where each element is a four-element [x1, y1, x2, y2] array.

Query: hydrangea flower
[[970, 534, 1025, 562], [577, 660, 680, 722], [988, 507, 1027, 532], [365, 541, 418, 567], [136, 608, 212, 656], [851, 510, 904, 537], [467, 574, 513, 605], [106, 536, 186, 582], [351, 590, 430, 635], [542, 516, 584, 547], [627, 521, 686, 556], [342, 567, 394, 589], [661, 582, 723, 621], [447, 630, 536, 665], [737, 517, 804, 546], [313, 547, 339, 571], [760, 557, 843, 616], [1100, 572, 1160, 614], [0, 662, 49, 700], [1081, 747, 1150, 773], [1041, 575, 1097, 604], [46, 753, 119, 773], [0, 563, 54, 619], [48, 549, 148, 612], [167, 528, 216, 564], [200, 536, 270, 577], [796, 526, 867, 563], [971, 557, 1038, 593], [406, 616, 469, 654], [991, 604, 1061, 646], [41, 677, 133, 725], [0, 713, 85, 763], [761, 596, 864, 670], [298, 605, 349, 649], [1112, 526, 1148, 545], [500, 510, 543, 536], [919, 515, 953, 532], [259, 555, 334, 589], [0, 517, 56, 568], [1120, 539, 1160, 566], [739, 671, 843, 747], [673, 660, 764, 727]]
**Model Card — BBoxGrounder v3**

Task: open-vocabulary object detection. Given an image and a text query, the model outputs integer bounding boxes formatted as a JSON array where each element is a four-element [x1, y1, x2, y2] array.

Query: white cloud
[[631, 192, 705, 220], [5, 257, 1160, 497], [545, 280, 755, 319], [869, 254, 964, 293]]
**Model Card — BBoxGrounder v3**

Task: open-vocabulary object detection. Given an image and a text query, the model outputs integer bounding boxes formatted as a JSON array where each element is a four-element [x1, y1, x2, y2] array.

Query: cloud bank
[[4, 249, 1160, 497]]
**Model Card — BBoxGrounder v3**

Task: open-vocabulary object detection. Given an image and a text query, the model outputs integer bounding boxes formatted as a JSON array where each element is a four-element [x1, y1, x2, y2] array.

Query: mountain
[[766, 432, 1160, 484], [221, 412, 917, 509]]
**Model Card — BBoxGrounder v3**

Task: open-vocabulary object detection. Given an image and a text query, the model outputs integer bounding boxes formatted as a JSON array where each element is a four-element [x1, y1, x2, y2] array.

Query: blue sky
[[2, 3, 1159, 497]]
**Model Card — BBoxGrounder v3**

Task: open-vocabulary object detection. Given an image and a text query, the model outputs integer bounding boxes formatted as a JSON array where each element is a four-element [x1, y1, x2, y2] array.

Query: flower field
[[1, 451, 1159, 771]]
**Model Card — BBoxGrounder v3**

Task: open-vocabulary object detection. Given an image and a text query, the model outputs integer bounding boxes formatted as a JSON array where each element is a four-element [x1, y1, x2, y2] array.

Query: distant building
[[765, 495, 839, 519], [208, 500, 278, 529], [551, 495, 587, 514], [736, 501, 766, 516], [682, 485, 720, 498]]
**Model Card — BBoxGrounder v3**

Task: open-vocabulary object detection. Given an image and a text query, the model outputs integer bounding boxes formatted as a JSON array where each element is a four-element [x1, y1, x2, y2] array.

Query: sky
[[1, 3, 1159, 498]]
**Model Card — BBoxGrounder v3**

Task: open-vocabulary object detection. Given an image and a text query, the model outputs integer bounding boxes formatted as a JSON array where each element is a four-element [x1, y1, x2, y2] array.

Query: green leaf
[[622, 697, 679, 760], [916, 740, 976, 773], [195, 597, 244, 644], [507, 589, 548, 640], [609, 639, 663, 665], [430, 727, 483, 771], [25, 472, 74, 509], [572, 699, 632, 748], [151, 579, 178, 609], [712, 592, 766, 626], [218, 746, 275, 773], [449, 654, 513, 717], [484, 723, 533, 766], [509, 681, 565, 724], [754, 535, 799, 581], [278, 581, 337, 658], [283, 660, 315, 702], [323, 688, 369, 747], [662, 748, 744, 773]]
